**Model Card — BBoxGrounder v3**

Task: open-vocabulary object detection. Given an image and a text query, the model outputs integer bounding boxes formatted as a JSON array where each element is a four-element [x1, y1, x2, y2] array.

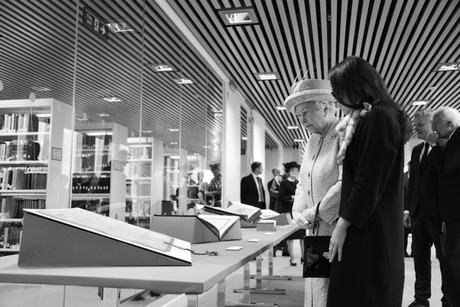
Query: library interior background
[[0, 0, 458, 305]]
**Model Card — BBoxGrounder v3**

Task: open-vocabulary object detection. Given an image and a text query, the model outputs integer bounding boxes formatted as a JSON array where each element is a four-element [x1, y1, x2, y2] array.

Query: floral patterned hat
[[284, 78, 335, 113]]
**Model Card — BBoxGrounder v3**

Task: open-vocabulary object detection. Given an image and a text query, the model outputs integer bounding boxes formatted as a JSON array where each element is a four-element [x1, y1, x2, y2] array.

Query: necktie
[[257, 177, 264, 202], [420, 142, 429, 166]]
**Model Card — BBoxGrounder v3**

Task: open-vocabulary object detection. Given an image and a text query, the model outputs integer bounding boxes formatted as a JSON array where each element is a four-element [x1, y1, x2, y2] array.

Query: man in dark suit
[[267, 168, 281, 211], [404, 109, 448, 307], [240, 161, 265, 209], [427, 107, 460, 307]]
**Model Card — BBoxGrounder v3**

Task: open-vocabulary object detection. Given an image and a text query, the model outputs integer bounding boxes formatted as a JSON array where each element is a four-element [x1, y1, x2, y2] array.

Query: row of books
[[0, 140, 41, 161], [128, 146, 152, 160], [125, 162, 151, 178], [0, 168, 47, 190], [126, 181, 151, 196], [72, 174, 111, 194], [71, 199, 110, 216], [0, 113, 41, 134], [0, 222, 22, 247], [0, 198, 46, 218], [74, 153, 111, 172], [80, 134, 111, 149]]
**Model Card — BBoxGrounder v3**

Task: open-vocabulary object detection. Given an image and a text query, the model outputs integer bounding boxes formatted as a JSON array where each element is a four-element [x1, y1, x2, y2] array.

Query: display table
[[0, 223, 300, 306]]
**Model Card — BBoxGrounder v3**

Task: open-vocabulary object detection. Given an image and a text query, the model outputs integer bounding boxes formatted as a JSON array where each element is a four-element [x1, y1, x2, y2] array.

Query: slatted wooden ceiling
[[0, 0, 459, 155], [169, 0, 460, 148]]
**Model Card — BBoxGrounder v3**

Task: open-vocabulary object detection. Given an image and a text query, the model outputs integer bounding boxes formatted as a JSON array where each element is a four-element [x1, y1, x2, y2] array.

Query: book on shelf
[[0, 113, 39, 133], [202, 201, 262, 224], [151, 214, 241, 243], [19, 208, 192, 267]]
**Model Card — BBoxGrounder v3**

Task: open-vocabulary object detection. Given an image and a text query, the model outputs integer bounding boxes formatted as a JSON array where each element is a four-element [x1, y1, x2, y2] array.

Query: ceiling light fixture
[[31, 86, 51, 92], [96, 113, 110, 117], [255, 72, 280, 81], [150, 63, 176, 72], [86, 132, 113, 136], [241, 136, 247, 140], [174, 78, 193, 84], [294, 139, 305, 142], [433, 62, 460, 72], [218, 7, 259, 26], [411, 100, 431, 106], [137, 130, 152, 133], [36, 114, 51, 118], [103, 97, 122, 102], [107, 22, 134, 33], [170, 141, 178, 145], [276, 105, 286, 111], [287, 125, 299, 129], [168, 128, 180, 132]]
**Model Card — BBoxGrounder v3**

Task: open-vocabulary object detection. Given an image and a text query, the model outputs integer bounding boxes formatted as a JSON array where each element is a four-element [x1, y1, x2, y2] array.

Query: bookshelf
[[125, 137, 154, 229], [0, 98, 74, 253], [71, 122, 128, 222]]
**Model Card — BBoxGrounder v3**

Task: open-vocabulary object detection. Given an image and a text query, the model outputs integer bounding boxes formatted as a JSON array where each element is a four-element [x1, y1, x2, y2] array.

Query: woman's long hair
[[329, 56, 409, 139]]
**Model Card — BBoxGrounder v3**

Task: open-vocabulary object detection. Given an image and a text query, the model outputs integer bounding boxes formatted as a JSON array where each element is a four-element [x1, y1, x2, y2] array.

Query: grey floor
[[0, 236, 443, 307]]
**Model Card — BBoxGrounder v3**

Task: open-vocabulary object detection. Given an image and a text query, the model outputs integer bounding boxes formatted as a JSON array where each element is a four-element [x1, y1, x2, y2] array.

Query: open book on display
[[202, 201, 262, 223], [151, 214, 241, 243], [19, 208, 192, 267]]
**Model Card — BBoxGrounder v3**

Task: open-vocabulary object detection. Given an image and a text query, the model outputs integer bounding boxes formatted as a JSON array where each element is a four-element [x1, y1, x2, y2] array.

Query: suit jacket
[[406, 142, 440, 218], [429, 128, 460, 222], [240, 174, 265, 209]]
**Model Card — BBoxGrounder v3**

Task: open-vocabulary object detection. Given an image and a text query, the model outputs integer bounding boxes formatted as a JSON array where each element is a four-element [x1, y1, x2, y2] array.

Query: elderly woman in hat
[[285, 78, 342, 307]]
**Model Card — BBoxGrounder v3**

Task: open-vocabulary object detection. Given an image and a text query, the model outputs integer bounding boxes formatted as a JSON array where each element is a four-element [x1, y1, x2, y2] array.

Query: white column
[[251, 110, 266, 177], [222, 82, 242, 208], [151, 138, 164, 215]]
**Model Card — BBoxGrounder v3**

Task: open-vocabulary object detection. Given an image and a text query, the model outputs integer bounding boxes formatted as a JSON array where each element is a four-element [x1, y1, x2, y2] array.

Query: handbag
[[303, 202, 331, 278]]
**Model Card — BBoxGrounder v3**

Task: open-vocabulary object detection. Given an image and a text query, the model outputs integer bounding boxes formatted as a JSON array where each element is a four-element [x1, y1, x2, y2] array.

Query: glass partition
[[73, 1, 141, 223], [0, 0, 224, 232]]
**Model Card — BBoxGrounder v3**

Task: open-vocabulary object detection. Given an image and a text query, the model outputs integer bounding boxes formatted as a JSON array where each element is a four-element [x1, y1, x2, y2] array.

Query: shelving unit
[[71, 122, 128, 222], [0, 98, 73, 253], [125, 137, 154, 229]]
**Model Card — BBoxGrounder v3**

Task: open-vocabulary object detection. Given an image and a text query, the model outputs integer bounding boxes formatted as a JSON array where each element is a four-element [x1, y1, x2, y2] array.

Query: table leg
[[187, 294, 198, 307], [250, 248, 291, 281], [101, 288, 120, 307]]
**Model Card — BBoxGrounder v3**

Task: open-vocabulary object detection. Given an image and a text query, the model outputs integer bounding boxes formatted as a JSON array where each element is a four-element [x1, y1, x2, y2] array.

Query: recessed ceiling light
[[276, 105, 287, 111], [241, 136, 247, 140], [255, 72, 280, 81], [31, 86, 51, 92], [150, 63, 176, 72], [86, 132, 113, 136], [433, 62, 460, 72], [96, 113, 110, 117], [168, 128, 180, 132], [137, 130, 152, 133], [170, 155, 180, 159], [294, 139, 305, 142], [170, 141, 178, 145], [36, 114, 51, 118], [411, 100, 431, 106], [107, 22, 134, 33], [103, 97, 122, 102], [203, 145, 213, 149], [218, 7, 259, 26], [287, 125, 299, 129], [174, 78, 193, 84]]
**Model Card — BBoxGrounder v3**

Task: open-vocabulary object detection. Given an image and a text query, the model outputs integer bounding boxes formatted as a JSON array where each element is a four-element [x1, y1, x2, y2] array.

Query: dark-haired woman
[[327, 56, 408, 307]]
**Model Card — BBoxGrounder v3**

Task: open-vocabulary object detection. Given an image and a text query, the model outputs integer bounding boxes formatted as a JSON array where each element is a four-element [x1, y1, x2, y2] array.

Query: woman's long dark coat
[[327, 106, 405, 307]]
